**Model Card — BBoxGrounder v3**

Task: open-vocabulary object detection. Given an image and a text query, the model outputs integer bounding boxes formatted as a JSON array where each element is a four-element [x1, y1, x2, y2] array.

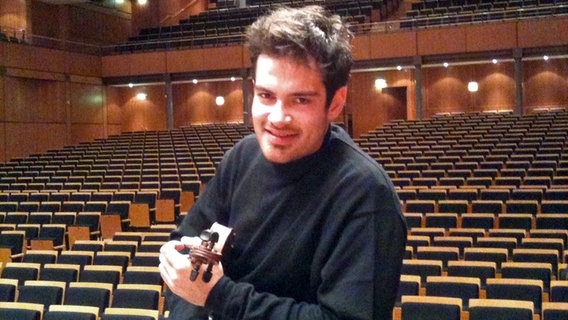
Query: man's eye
[[295, 97, 310, 105], [258, 92, 272, 100]]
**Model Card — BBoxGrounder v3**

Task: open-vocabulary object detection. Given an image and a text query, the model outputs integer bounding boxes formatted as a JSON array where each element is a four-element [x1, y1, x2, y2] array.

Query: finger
[[160, 240, 182, 254], [180, 236, 202, 248]]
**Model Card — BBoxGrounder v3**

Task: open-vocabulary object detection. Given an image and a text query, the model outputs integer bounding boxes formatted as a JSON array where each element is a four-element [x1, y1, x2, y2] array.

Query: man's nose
[[267, 102, 291, 123]]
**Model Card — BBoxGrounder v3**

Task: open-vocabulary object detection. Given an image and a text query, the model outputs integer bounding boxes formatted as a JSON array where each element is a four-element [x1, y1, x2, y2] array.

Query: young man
[[160, 6, 407, 319]]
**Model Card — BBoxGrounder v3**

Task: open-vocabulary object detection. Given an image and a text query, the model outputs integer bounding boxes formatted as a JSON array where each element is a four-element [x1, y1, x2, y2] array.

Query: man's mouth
[[266, 128, 298, 145]]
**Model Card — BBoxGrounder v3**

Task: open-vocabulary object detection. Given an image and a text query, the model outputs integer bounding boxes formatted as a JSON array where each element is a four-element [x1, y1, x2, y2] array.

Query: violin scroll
[[189, 229, 223, 283]]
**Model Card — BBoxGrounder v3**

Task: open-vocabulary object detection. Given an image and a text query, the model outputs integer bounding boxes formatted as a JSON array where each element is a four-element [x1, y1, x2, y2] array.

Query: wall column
[[242, 68, 251, 127], [165, 73, 174, 129], [514, 48, 524, 116], [414, 56, 423, 120]]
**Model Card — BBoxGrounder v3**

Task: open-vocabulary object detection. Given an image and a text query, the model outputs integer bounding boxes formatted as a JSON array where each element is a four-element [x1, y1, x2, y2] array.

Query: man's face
[[252, 54, 345, 164]]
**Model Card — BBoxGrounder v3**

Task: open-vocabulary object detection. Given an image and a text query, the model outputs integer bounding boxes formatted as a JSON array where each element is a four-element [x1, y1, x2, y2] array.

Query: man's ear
[[327, 86, 347, 120]]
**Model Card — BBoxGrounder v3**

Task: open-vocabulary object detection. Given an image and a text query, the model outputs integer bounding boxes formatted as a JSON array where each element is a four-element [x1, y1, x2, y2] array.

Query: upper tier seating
[[400, 0, 568, 29], [117, 0, 398, 52]]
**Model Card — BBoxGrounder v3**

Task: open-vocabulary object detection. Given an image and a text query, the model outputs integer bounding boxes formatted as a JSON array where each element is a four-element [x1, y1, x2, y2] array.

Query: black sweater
[[168, 124, 407, 320]]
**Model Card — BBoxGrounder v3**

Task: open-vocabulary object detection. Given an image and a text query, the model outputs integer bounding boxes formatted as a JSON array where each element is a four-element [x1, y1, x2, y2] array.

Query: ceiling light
[[396, 66, 402, 71], [136, 92, 147, 100], [443, 62, 449, 68], [230, 77, 236, 81], [492, 59, 498, 64], [128, 83, 134, 88], [543, 55, 549, 61], [192, 79, 198, 84], [138, 0, 148, 5]]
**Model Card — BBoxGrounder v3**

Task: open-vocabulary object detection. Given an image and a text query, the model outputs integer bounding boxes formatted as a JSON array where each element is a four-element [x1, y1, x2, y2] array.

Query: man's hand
[[159, 237, 224, 306]]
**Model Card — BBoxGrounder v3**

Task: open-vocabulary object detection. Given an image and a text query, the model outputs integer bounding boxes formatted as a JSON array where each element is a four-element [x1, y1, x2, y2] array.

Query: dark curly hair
[[246, 5, 353, 107]]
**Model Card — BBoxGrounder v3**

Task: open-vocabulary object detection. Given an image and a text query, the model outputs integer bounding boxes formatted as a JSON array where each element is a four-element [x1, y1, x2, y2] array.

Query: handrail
[[160, 0, 200, 25]]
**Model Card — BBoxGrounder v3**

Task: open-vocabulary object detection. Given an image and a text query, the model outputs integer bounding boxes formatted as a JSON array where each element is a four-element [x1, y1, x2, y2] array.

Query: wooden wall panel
[[37, 123, 68, 153], [0, 76, 4, 122], [347, 69, 414, 138], [242, 47, 252, 69], [352, 35, 371, 60], [66, 52, 102, 77], [3, 44, 66, 73], [172, 80, 244, 126], [167, 49, 208, 72], [130, 52, 167, 75], [30, 1, 60, 38], [105, 87, 123, 126], [0, 0, 27, 32], [217, 81, 244, 123], [369, 31, 417, 59], [107, 125, 122, 137], [518, 16, 568, 48], [70, 124, 104, 145], [101, 55, 132, 77], [0, 123, 5, 162], [4, 77, 66, 123], [423, 65, 472, 118], [523, 58, 568, 113], [68, 5, 130, 44], [5, 123, 66, 160], [70, 83, 104, 124], [417, 26, 467, 56], [121, 85, 167, 132], [474, 62, 515, 112], [166, 46, 244, 73], [4, 123, 34, 160], [466, 22, 517, 52]]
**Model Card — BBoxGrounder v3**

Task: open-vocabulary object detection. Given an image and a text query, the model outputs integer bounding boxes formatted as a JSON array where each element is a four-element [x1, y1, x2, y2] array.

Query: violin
[[188, 223, 234, 283]]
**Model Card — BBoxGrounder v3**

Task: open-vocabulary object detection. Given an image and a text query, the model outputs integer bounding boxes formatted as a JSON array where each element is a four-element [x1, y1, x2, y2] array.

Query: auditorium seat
[[485, 278, 544, 314], [44, 304, 99, 320], [400, 295, 462, 320], [425, 276, 480, 310], [0, 301, 44, 320], [446, 260, 496, 289], [468, 298, 534, 320], [542, 302, 568, 320], [65, 282, 112, 312], [401, 259, 443, 285]]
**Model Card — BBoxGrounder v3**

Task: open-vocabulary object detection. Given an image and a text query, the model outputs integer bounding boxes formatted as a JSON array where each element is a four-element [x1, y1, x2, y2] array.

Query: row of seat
[[117, 0, 399, 52], [0, 302, 160, 320], [401, 195, 568, 212], [0, 227, 174, 318], [401, 0, 568, 28], [396, 294, 568, 320]]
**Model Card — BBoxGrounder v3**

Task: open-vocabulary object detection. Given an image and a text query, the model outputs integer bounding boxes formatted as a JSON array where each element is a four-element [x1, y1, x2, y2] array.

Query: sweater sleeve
[[204, 197, 407, 320]]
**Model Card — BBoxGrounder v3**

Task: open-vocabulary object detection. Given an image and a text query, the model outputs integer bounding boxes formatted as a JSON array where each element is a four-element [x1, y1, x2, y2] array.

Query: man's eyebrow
[[254, 85, 321, 97], [253, 85, 272, 92]]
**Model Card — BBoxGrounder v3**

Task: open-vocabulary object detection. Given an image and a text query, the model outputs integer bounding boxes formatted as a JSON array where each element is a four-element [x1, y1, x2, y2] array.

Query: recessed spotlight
[[443, 62, 449, 68], [128, 83, 134, 88], [215, 96, 225, 106], [375, 78, 387, 90], [543, 55, 549, 61], [230, 77, 236, 81], [468, 81, 479, 92], [136, 93, 147, 101], [492, 59, 498, 64], [192, 79, 198, 84], [396, 66, 402, 71]]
